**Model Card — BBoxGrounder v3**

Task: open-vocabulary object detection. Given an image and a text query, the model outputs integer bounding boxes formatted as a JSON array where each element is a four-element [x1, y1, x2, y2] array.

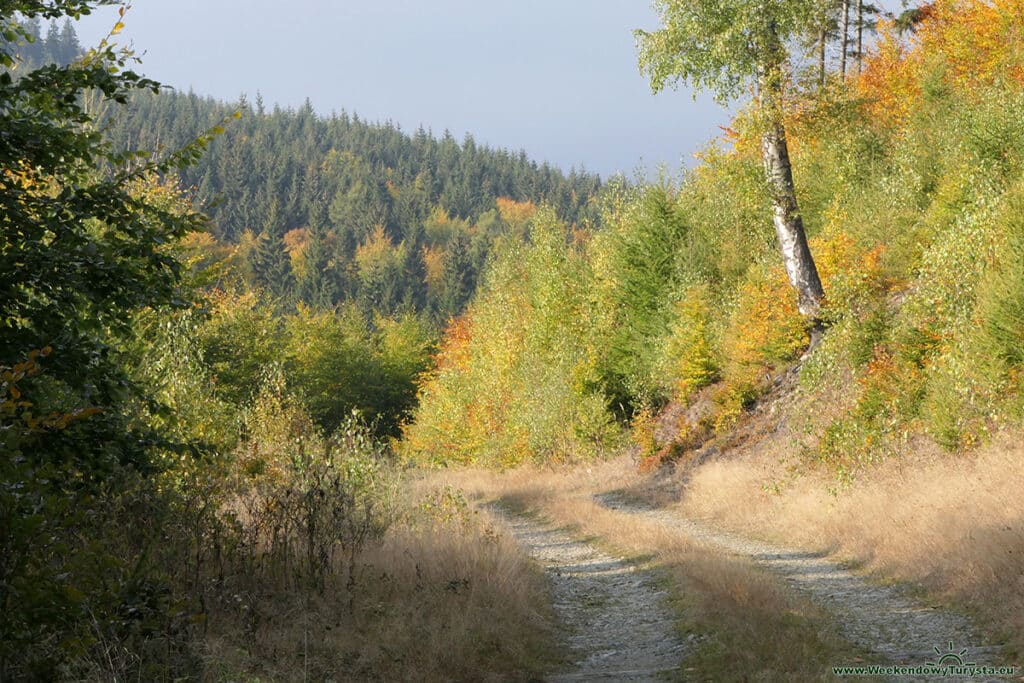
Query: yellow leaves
[[283, 227, 310, 278], [178, 230, 232, 269], [421, 244, 446, 290], [427, 205, 450, 226], [355, 225, 394, 265], [858, 0, 1024, 128], [495, 197, 537, 225], [2, 161, 60, 202], [111, 4, 129, 36], [355, 225, 405, 277], [404, 214, 609, 467]]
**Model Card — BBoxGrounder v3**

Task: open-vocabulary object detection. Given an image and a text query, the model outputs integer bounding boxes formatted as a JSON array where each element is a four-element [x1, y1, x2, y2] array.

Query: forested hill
[[102, 90, 604, 318]]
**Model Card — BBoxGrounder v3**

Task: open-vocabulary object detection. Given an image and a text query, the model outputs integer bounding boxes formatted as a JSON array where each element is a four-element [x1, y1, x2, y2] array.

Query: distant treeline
[[0, 15, 81, 67], [102, 90, 604, 320]]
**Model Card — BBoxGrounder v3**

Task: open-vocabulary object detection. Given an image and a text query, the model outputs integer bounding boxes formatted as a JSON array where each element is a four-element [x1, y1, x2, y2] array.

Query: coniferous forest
[[5, 0, 1024, 680], [101, 90, 602, 319]]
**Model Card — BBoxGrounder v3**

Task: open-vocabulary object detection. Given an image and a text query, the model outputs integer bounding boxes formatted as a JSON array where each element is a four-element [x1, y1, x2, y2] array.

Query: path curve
[[490, 506, 688, 681], [596, 493, 1007, 680]]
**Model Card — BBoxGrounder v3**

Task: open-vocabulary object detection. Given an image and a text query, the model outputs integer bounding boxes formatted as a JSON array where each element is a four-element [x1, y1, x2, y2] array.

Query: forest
[[99, 89, 602, 320], [3, 0, 1024, 679]]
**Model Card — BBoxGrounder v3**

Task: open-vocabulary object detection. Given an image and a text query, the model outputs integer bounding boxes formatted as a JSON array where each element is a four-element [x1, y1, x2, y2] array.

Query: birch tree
[[636, 0, 826, 325]]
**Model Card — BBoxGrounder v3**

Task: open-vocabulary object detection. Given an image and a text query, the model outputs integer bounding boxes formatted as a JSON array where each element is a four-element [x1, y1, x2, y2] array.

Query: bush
[[232, 376, 396, 593], [714, 264, 808, 431], [283, 303, 432, 437], [659, 283, 721, 400]]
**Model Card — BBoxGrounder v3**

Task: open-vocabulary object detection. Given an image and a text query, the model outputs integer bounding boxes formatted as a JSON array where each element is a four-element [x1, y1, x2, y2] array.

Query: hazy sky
[[74, 1, 731, 178]]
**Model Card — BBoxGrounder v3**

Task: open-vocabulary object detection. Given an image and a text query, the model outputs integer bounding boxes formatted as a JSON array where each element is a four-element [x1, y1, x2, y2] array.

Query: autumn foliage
[[403, 0, 1024, 477], [858, 0, 1024, 126]]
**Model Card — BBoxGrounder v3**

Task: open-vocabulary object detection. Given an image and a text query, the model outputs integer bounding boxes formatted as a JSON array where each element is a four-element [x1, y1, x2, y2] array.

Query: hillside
[[102, 90, 603, 319], [407, 0, 1024, 470]]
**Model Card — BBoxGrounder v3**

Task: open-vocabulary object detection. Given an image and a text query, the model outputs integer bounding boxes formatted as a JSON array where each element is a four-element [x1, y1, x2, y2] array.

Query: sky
[[73, 1, 731, 179]]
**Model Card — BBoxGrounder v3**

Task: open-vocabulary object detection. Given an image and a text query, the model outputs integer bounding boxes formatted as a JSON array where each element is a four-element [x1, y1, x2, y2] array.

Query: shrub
[[232, 376, 396, 593], [659, 283, 721, 400], [714, 264, 808, 431]]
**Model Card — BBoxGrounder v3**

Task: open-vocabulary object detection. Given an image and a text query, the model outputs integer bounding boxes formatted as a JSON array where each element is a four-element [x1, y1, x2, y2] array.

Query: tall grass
[[679, 430, 1024, 659]]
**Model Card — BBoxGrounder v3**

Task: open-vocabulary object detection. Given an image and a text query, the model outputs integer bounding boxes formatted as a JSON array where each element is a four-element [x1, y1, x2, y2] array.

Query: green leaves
[[0, 6, 209, 674], [637, 0, 827, 102]]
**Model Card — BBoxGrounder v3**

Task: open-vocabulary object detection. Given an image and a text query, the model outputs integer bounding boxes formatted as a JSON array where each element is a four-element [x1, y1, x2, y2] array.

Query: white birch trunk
[[758, 25, 825, 322], [761, 123, 825, 318]]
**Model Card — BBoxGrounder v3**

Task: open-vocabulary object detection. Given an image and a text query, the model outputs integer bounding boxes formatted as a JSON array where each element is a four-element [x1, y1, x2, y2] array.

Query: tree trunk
[[818, 27, 826, 89], [856, 0, 864, 75], [761, 122, 825, 319], [758, 29, 825, 322], [839, 0, 850, 79]]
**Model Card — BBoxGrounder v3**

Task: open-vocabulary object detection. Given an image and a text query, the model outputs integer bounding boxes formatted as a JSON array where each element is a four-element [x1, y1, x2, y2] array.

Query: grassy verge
[[677, 430, 1024, 663], [198, 495, 561, 682]]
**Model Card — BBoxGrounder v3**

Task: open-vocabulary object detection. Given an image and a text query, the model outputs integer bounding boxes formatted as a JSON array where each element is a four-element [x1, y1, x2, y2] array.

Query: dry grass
[[200, 500, 561, 682], [676, 430, 1024, 660], [425, 460, 862, 681]]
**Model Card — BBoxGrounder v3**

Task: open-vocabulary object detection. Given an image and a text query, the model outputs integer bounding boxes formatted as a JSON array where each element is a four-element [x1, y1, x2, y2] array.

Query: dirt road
[[491, 495, 1009, 681], [492, 507, 688, 681]]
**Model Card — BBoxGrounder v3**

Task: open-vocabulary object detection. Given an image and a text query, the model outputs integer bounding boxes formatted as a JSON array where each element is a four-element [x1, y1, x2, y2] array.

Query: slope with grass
[[402, 1, 1024, 671]]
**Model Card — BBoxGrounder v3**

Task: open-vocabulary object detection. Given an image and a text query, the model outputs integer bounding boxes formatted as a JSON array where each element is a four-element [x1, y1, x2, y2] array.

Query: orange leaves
[[711, 264, 809, 432], [856, 19, 924, 128], [921, 0, 1024, 90], [858, 0, 1024, 127], [2, 347, 102, 434], [723, 265, 808, 370], [432, 313, 474, 372], [1, 351, 45, 416]]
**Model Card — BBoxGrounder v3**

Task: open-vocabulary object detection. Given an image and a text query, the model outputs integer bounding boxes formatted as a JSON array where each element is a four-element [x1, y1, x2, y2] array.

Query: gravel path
[[596, 493, 1009, 680], [490, 506, 689, 681]]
